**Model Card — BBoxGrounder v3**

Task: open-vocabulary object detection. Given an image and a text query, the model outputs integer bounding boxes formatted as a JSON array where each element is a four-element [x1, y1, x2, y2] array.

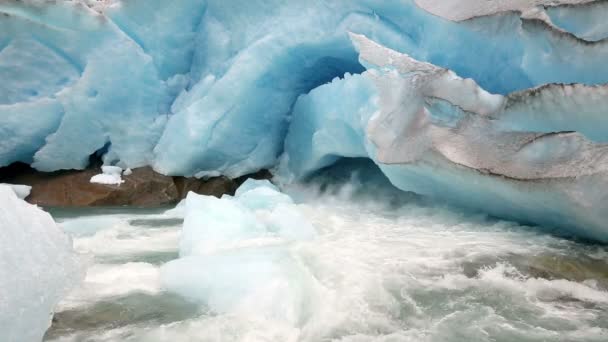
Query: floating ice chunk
[[179, 193, 265, 257], [236, 187, 293, 211], [258, 204, 317, 241], [162, 180, 315, 321], [162, 249, 308, 323], [1, 183, 31, 199], [163, 198, 187, 218], [123, 168, 133, 176], [0, 185, 83, 342], [90, 166, 124, 185]]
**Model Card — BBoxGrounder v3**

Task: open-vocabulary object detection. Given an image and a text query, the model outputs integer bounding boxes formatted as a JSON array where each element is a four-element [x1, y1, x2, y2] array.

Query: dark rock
[[173, 176, 238, 199], [1, 163, 272, 207], [5, 166, 178, 207]]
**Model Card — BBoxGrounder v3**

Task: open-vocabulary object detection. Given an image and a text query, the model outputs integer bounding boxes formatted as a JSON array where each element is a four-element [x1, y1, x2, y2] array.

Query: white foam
[[47, 184, 608, 341], [59, 262, 161, 309]]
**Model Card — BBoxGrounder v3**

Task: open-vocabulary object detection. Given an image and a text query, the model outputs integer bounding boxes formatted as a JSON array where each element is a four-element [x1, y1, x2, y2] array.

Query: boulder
[[0, 164, 270, 207]]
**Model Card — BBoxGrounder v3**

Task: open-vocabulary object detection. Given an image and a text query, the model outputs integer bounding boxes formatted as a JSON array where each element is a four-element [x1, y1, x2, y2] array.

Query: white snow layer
[[90, 166, 124, 185]]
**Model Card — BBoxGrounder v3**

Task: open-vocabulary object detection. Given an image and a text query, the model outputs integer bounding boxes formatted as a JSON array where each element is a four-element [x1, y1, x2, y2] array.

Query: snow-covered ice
[[90, 166, 124, 185]]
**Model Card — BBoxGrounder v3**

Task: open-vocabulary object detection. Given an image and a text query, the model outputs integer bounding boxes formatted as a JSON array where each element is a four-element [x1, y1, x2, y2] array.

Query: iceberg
[[0, 185, 82, 342], [281, 33, 608, 242], [161, 180, 314, 322]]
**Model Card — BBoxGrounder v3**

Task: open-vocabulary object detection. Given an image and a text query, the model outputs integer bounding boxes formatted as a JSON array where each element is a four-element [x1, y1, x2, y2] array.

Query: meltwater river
[[43, 172, 608, 342]]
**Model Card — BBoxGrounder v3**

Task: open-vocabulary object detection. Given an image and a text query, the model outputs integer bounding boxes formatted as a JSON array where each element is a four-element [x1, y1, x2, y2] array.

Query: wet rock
[[4, 166, 178, 207], [173, 176, 237, 199], [0, 164, 272, 207]]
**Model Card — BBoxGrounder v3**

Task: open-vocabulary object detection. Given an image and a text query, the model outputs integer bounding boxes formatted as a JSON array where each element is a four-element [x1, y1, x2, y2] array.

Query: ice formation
[[90, 165, 124, 185], [2, 0, 608, 239], [161, 180, 315, 321], [2, 0, 607, 173], [414, 0, 598, 21], [0, 185, 82, 342], [281, 33, 608, 242]]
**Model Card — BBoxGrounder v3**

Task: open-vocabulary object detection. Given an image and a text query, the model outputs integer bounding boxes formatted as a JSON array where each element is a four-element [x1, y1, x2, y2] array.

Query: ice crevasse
[[2, 0, 608, 239]]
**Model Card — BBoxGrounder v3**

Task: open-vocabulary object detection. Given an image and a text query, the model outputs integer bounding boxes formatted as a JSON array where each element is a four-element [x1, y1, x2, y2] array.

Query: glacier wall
[[2, 0, 608, 239], [281, 33, 608, 242], [2, 0, 608, 175]]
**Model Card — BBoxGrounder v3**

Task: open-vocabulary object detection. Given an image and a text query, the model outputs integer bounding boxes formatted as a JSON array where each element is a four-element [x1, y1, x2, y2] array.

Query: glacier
[[2, 0, 608, 239], [2, 0, 608, 173], [0, 185, 83, 342], [281, 33, 608, 242]]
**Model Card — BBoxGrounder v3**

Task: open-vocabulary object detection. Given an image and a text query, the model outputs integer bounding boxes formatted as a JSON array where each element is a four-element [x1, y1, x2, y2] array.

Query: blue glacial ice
[[0, 185, 83, 342], [2, 0, 608, 175], [2, 0, 608, 239], [281, 33, 608, 242], [161, 180, 315, 321], [546, 1, 608, 42]]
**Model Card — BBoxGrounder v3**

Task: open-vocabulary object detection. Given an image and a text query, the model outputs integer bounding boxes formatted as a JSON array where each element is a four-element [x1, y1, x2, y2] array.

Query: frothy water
[[44, 177, 608, 341]]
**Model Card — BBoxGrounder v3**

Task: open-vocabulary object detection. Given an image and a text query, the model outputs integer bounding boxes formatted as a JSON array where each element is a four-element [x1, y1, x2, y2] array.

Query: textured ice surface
[[546, 1, 608, 41], [0, 1, 171, 171], [3, 0, 608, 239], [162, 180, 314, 320], [0, 185, 82, 342], [3, 0, 608, 177], [281, 33, 608, 242], [414, 0, 597, 21]]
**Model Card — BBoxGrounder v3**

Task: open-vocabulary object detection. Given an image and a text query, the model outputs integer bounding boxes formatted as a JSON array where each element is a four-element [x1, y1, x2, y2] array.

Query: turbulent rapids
[[1, 0, 608, 341], [40, 164, 608, 341]]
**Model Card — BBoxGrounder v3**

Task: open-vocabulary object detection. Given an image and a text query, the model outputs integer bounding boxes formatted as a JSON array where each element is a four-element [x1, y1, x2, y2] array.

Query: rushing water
[[44, 166, 608, 342]]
